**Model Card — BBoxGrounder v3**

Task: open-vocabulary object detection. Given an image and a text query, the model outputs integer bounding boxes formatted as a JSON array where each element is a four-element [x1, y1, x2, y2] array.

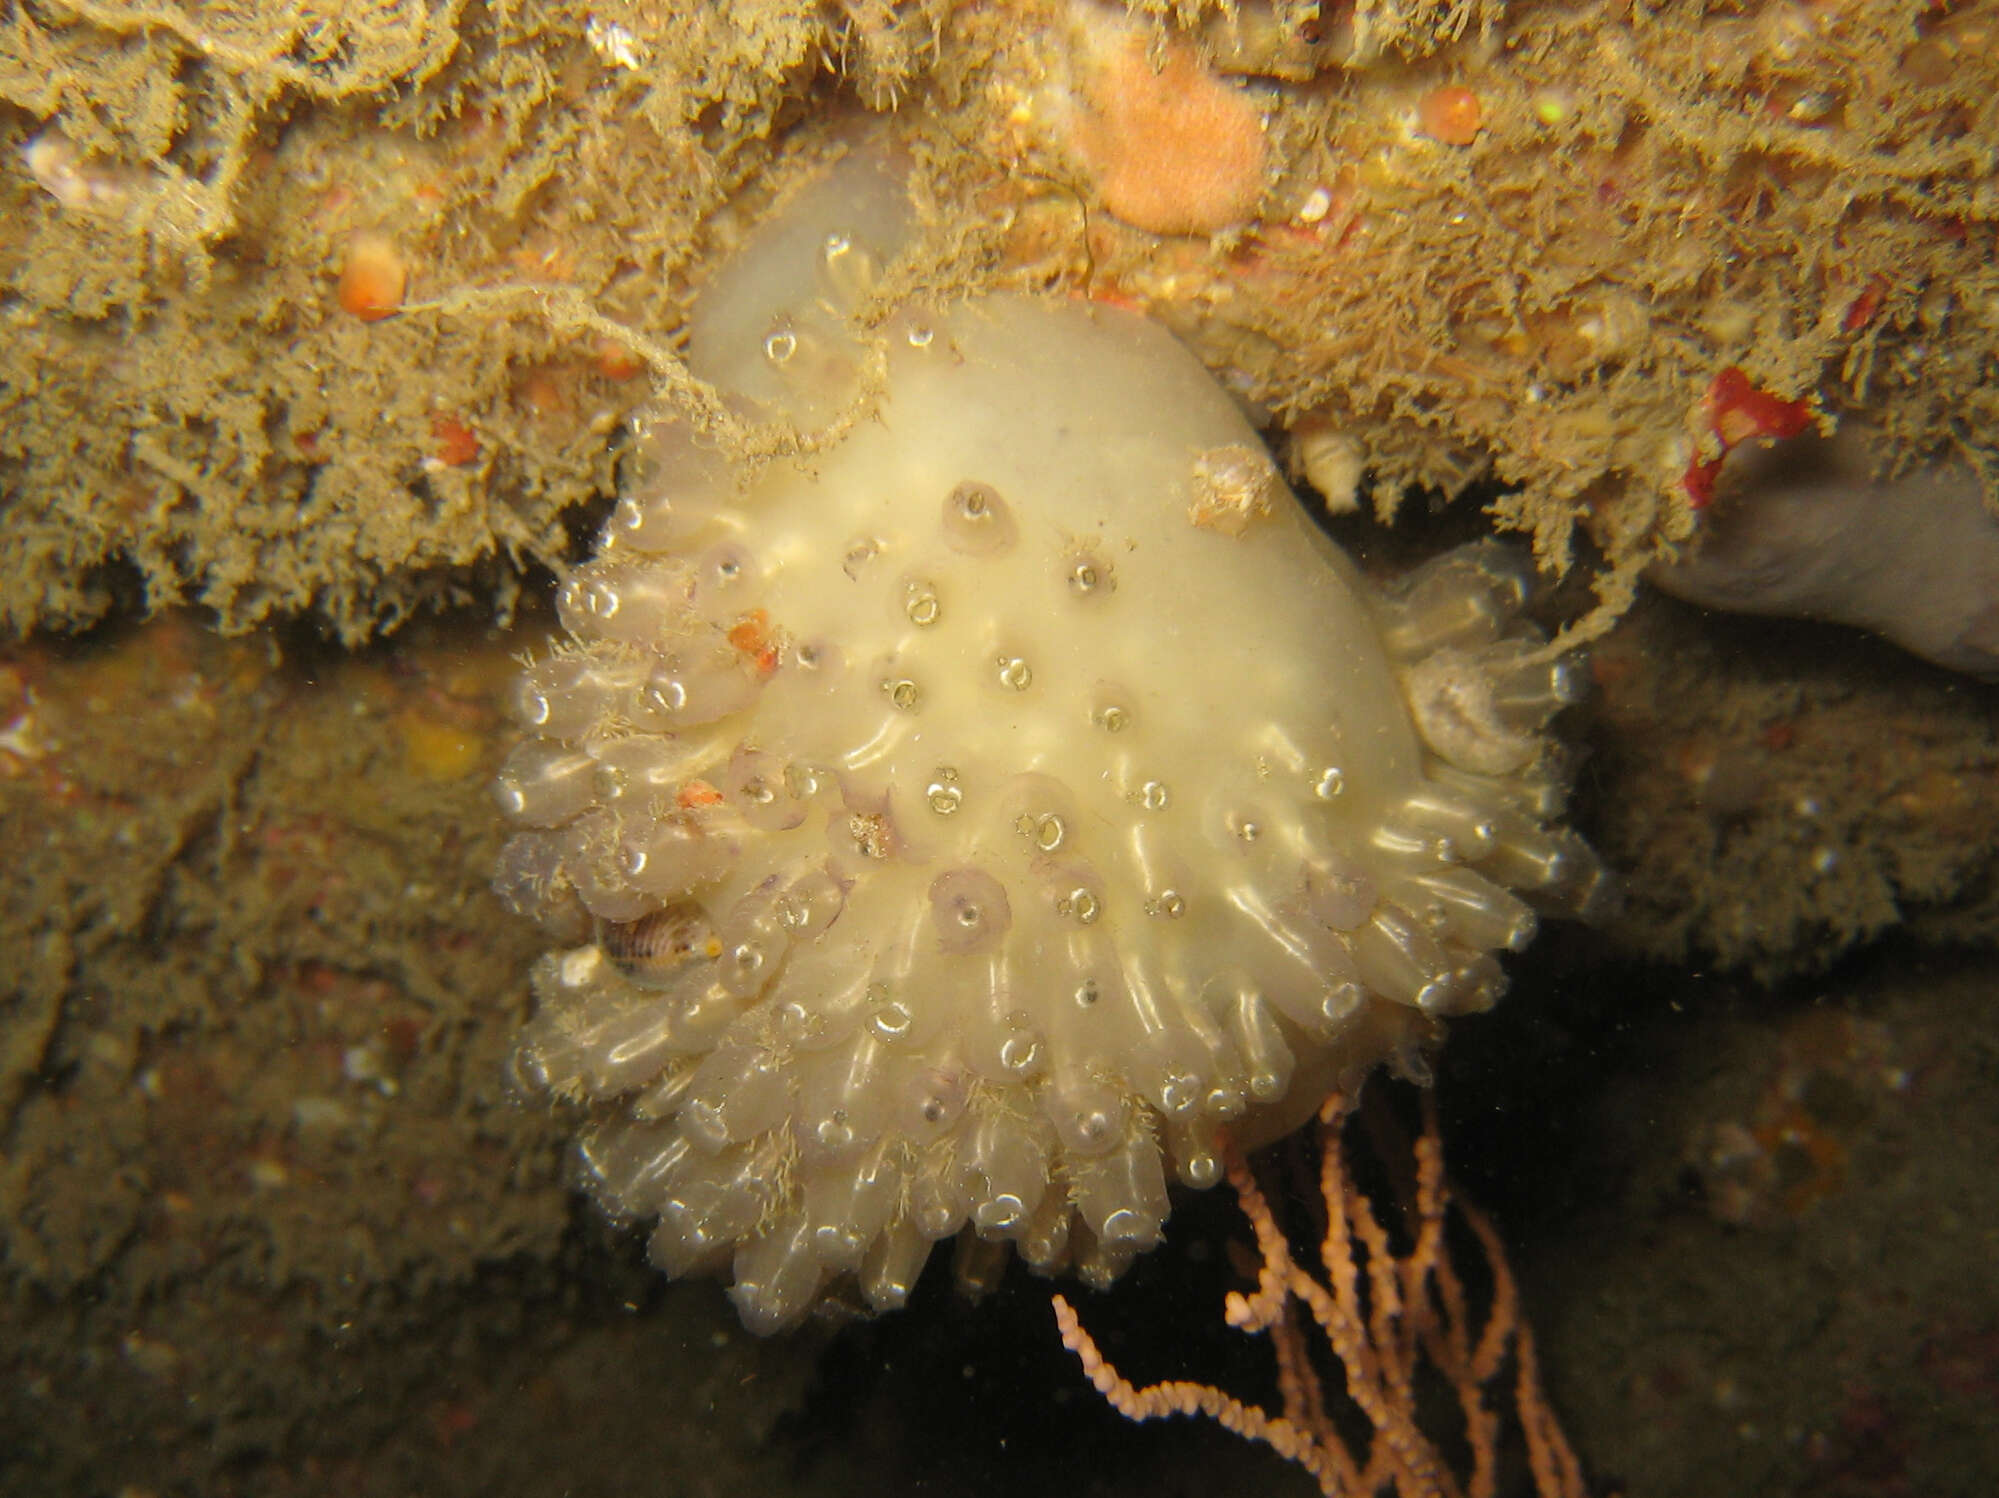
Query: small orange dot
[[1417, 86, 1483, 146], [430, 413, 480, 467], [515, 365, 573, 422], [726, 608, 770, 655], [338, 232, 407, 321], [593, 338, 647, 381]]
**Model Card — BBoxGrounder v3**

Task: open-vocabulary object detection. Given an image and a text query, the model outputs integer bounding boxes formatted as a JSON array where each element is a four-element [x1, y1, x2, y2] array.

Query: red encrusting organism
[[1681, 366, 1814, 509]]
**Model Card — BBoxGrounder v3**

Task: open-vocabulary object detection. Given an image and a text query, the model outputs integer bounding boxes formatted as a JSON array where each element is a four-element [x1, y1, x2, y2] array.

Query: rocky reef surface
[[5, 551, 1998, 1497], [4, 3, 1999, 1496], [4, 0, 1994, 645]]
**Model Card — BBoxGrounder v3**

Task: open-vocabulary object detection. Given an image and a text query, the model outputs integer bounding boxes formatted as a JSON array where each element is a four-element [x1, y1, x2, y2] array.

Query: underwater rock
[[1652, 430, 1999, 681], [493, 148, 1605, 1333]]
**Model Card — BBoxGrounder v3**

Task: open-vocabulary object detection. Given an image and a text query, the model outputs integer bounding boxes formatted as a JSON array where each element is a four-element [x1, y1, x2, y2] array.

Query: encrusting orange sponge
[[1067, 23, 1268, 236]]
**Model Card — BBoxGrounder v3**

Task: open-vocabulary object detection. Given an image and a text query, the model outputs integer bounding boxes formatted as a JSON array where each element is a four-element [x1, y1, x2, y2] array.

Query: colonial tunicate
[[494, 148, 1608, 1334]]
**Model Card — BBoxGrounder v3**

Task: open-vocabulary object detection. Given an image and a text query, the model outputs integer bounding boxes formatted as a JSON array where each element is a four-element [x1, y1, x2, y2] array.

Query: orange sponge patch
[[1072, 34, 1266, 237]]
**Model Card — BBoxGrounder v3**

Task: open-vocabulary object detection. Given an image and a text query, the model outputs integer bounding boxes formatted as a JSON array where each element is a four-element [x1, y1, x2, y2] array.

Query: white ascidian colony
[[493, 149, 1608, 1334]]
